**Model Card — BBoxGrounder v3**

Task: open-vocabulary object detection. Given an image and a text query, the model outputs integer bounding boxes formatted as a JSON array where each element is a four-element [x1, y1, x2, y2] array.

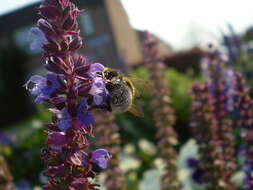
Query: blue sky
[[1, 0, 253, 50]]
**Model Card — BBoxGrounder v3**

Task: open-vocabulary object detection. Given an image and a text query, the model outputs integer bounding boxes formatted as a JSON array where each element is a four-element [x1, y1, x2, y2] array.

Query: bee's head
[[103, 68, 123, 84], [104, 69, 119, 79]]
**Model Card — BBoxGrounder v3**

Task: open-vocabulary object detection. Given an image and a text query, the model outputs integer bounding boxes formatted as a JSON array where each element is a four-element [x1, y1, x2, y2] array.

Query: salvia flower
[[25, 73, 61, 103], [25, 0, 111, 189], [77, 99, 94, 126], [30, 27, 48, 51], [25, 75, 46, 95], [190, 83, 220, 189], [91, 149, 111, 169], [143, 32, 180, 190], [94, 111, 128, 190], [56, 108, 72, 131], [88, 63, 108, 105], [234, 73, 253, 189], [191, 50, 237, 190]]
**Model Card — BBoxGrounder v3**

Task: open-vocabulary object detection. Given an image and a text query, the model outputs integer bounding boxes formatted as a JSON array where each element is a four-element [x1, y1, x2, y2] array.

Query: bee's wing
[[124, 76, 153, 117], [126, 76, 154, 97], [128, 100, 144, 118]]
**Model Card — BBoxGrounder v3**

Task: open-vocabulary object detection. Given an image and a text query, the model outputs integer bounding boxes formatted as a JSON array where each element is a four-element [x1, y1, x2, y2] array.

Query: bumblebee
[[101, 68, 151, 117]]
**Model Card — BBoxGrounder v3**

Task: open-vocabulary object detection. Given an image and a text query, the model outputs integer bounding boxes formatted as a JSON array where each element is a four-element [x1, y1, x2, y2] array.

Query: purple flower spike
[[30, 27, 48, 51], [91, 149, 111, 169], [26, 0, 111, 188], [77, 99, 94, 126], [57, 108, 72, 131]]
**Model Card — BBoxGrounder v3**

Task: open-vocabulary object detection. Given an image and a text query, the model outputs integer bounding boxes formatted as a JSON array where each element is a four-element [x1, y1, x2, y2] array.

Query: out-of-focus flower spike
[[143, 32, 180, 190], [191, 51, 238, 190], [94, 111, 128, 190], [234, 72, 253, 189]]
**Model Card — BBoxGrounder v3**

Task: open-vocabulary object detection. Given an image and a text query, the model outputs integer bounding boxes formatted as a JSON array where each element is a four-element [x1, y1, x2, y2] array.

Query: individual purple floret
[[25, 0, 111, 189], [25, 75, 46, 95], [234, 73, 253, 189], [25, 73, 61, 103], [56, 108, 72, 131], [91, 149, 111, 169], [77, 99, 94, 127], [30, 27, 48, 51], [88, 63, 108, 105]]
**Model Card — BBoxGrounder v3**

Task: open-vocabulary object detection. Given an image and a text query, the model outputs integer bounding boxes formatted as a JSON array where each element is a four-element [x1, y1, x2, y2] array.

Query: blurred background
[[0, 0, 253, 189]]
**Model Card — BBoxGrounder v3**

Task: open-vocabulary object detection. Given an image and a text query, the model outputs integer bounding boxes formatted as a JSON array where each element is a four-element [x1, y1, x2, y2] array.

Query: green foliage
[[9, 127, 46, 185], [165, 69, 201, 132]]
